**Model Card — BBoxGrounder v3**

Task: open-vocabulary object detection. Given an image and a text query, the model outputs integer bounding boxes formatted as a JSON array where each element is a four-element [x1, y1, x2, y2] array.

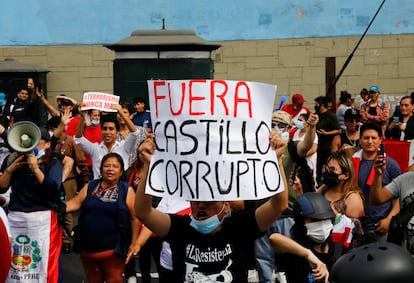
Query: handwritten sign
[[146, 79, 284, 201], [82, 92, 120, 112]]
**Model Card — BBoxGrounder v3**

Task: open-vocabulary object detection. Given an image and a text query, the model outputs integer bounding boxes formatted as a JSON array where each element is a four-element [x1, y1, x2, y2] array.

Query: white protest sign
[[146, 79, 284, 201], [82, 92, 120, 112]]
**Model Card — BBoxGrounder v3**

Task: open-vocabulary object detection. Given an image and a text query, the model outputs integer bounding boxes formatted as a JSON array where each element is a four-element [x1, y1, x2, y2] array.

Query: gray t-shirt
[[386, 172, 414, 254]]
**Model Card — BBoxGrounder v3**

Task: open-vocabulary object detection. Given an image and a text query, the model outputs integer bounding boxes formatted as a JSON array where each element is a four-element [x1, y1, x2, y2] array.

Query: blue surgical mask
[[35, 148, 45, 159], [91, 119, 100, 127], [296, 120, 305, 130], [190, 203, 226, 235]]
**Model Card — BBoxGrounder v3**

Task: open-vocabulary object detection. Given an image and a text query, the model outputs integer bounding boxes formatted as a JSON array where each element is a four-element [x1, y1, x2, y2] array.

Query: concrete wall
[[1, 0, 412, 45], [212, 34, 414, 110], [1, 33, 413, 111]]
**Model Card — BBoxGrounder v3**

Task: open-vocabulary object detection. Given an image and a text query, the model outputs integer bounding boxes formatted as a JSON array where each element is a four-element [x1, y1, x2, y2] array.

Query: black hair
[[0, 115, 9, 129], [133, 96, 145, 105], [339, 91, 352, 103], [18, 86, 29, 93], [71, 104, 79, 116], [360, 88, 369, 96], [121, 102, 134, 114], [299, 113, 310, 121], [99, 152, 125, 176], [87, 109, 101, 116], [101, 115, 120, 131], [400, 95, 413, 104], [359, 121, 383, 138], [27, 77, 40, 86], [315, 96, 332, 108], [47, 116, 61, 129]]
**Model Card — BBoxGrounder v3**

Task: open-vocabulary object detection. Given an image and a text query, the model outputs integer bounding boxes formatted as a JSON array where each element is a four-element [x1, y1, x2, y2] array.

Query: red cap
[[292, 93, 305, 105]]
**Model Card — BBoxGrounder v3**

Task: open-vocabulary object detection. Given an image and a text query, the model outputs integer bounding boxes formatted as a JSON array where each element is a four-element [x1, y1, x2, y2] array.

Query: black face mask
[[321, 171, 340, 188]]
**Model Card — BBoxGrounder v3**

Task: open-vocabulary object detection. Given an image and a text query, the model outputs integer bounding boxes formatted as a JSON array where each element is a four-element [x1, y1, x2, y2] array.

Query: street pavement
[[61, 251, 160, 283], [61, 211, 160, 283]]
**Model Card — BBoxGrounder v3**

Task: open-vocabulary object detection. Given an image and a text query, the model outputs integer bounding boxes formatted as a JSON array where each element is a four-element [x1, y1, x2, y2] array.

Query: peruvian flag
[[331, 214, 355, 248]]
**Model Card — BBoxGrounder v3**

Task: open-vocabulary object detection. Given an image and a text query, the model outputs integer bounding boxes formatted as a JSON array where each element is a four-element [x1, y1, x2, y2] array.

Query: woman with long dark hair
[[317, 151, 365, 249]]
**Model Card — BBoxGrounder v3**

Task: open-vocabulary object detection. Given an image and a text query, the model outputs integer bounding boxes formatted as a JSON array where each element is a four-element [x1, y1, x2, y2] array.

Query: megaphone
[[7, 121, 41, 153]]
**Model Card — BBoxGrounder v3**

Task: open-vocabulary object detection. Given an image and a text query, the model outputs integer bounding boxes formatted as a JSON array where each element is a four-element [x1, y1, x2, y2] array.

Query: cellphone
[[393, 116, 400, 123], [290, 163, 297, 184], [379, 144, 385, 156]]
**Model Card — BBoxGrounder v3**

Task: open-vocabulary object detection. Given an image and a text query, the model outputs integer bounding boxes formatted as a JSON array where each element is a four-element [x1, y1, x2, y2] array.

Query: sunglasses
[[346, 118, 360, 123], [272, 123, 288, 129]]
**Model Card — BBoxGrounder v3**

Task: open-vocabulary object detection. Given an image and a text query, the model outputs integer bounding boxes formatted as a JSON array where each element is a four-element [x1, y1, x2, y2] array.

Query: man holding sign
[[136, 131, 288, 282], [134, 79, 290, 282], [74, 101, 145, 179]]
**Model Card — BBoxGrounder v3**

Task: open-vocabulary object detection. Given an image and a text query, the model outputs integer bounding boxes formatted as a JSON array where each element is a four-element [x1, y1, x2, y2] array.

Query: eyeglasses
[[272, 123, 287, 129], [327, 166, 338, 173]]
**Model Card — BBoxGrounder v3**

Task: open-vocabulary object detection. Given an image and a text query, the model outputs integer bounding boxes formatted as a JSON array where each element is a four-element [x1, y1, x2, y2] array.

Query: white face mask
[[274, 125, 290, 142], [305, 219, 333, 243]]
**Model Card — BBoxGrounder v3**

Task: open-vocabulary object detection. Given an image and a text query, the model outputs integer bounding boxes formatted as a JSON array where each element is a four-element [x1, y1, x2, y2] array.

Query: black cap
[[295, 192, 334, 220], [344, 108, 361, 120]]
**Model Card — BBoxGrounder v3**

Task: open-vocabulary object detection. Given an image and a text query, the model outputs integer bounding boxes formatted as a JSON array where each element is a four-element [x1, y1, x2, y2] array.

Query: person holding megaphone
[[0, 121, 74, 282]]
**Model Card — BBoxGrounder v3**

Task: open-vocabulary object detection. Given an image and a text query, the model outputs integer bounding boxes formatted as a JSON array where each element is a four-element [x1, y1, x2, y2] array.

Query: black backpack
[[387, 200, 414, 246]]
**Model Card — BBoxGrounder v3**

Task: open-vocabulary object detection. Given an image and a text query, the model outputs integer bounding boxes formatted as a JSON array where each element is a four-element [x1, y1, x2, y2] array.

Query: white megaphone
[[7, 121, 41, 153]]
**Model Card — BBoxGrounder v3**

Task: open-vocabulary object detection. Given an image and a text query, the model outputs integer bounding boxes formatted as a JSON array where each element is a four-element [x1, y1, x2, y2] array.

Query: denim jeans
[[254, 217, 294, 283]]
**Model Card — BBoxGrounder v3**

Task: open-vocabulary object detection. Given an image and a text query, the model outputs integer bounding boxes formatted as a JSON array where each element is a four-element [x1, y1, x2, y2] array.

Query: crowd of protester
[[1, 80, 414, 283]]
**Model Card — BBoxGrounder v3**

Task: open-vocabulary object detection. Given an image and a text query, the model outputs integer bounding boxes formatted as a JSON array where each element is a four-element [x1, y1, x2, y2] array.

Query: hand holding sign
[[270, 129, 288, 159], [139, 133, 156, 165]]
